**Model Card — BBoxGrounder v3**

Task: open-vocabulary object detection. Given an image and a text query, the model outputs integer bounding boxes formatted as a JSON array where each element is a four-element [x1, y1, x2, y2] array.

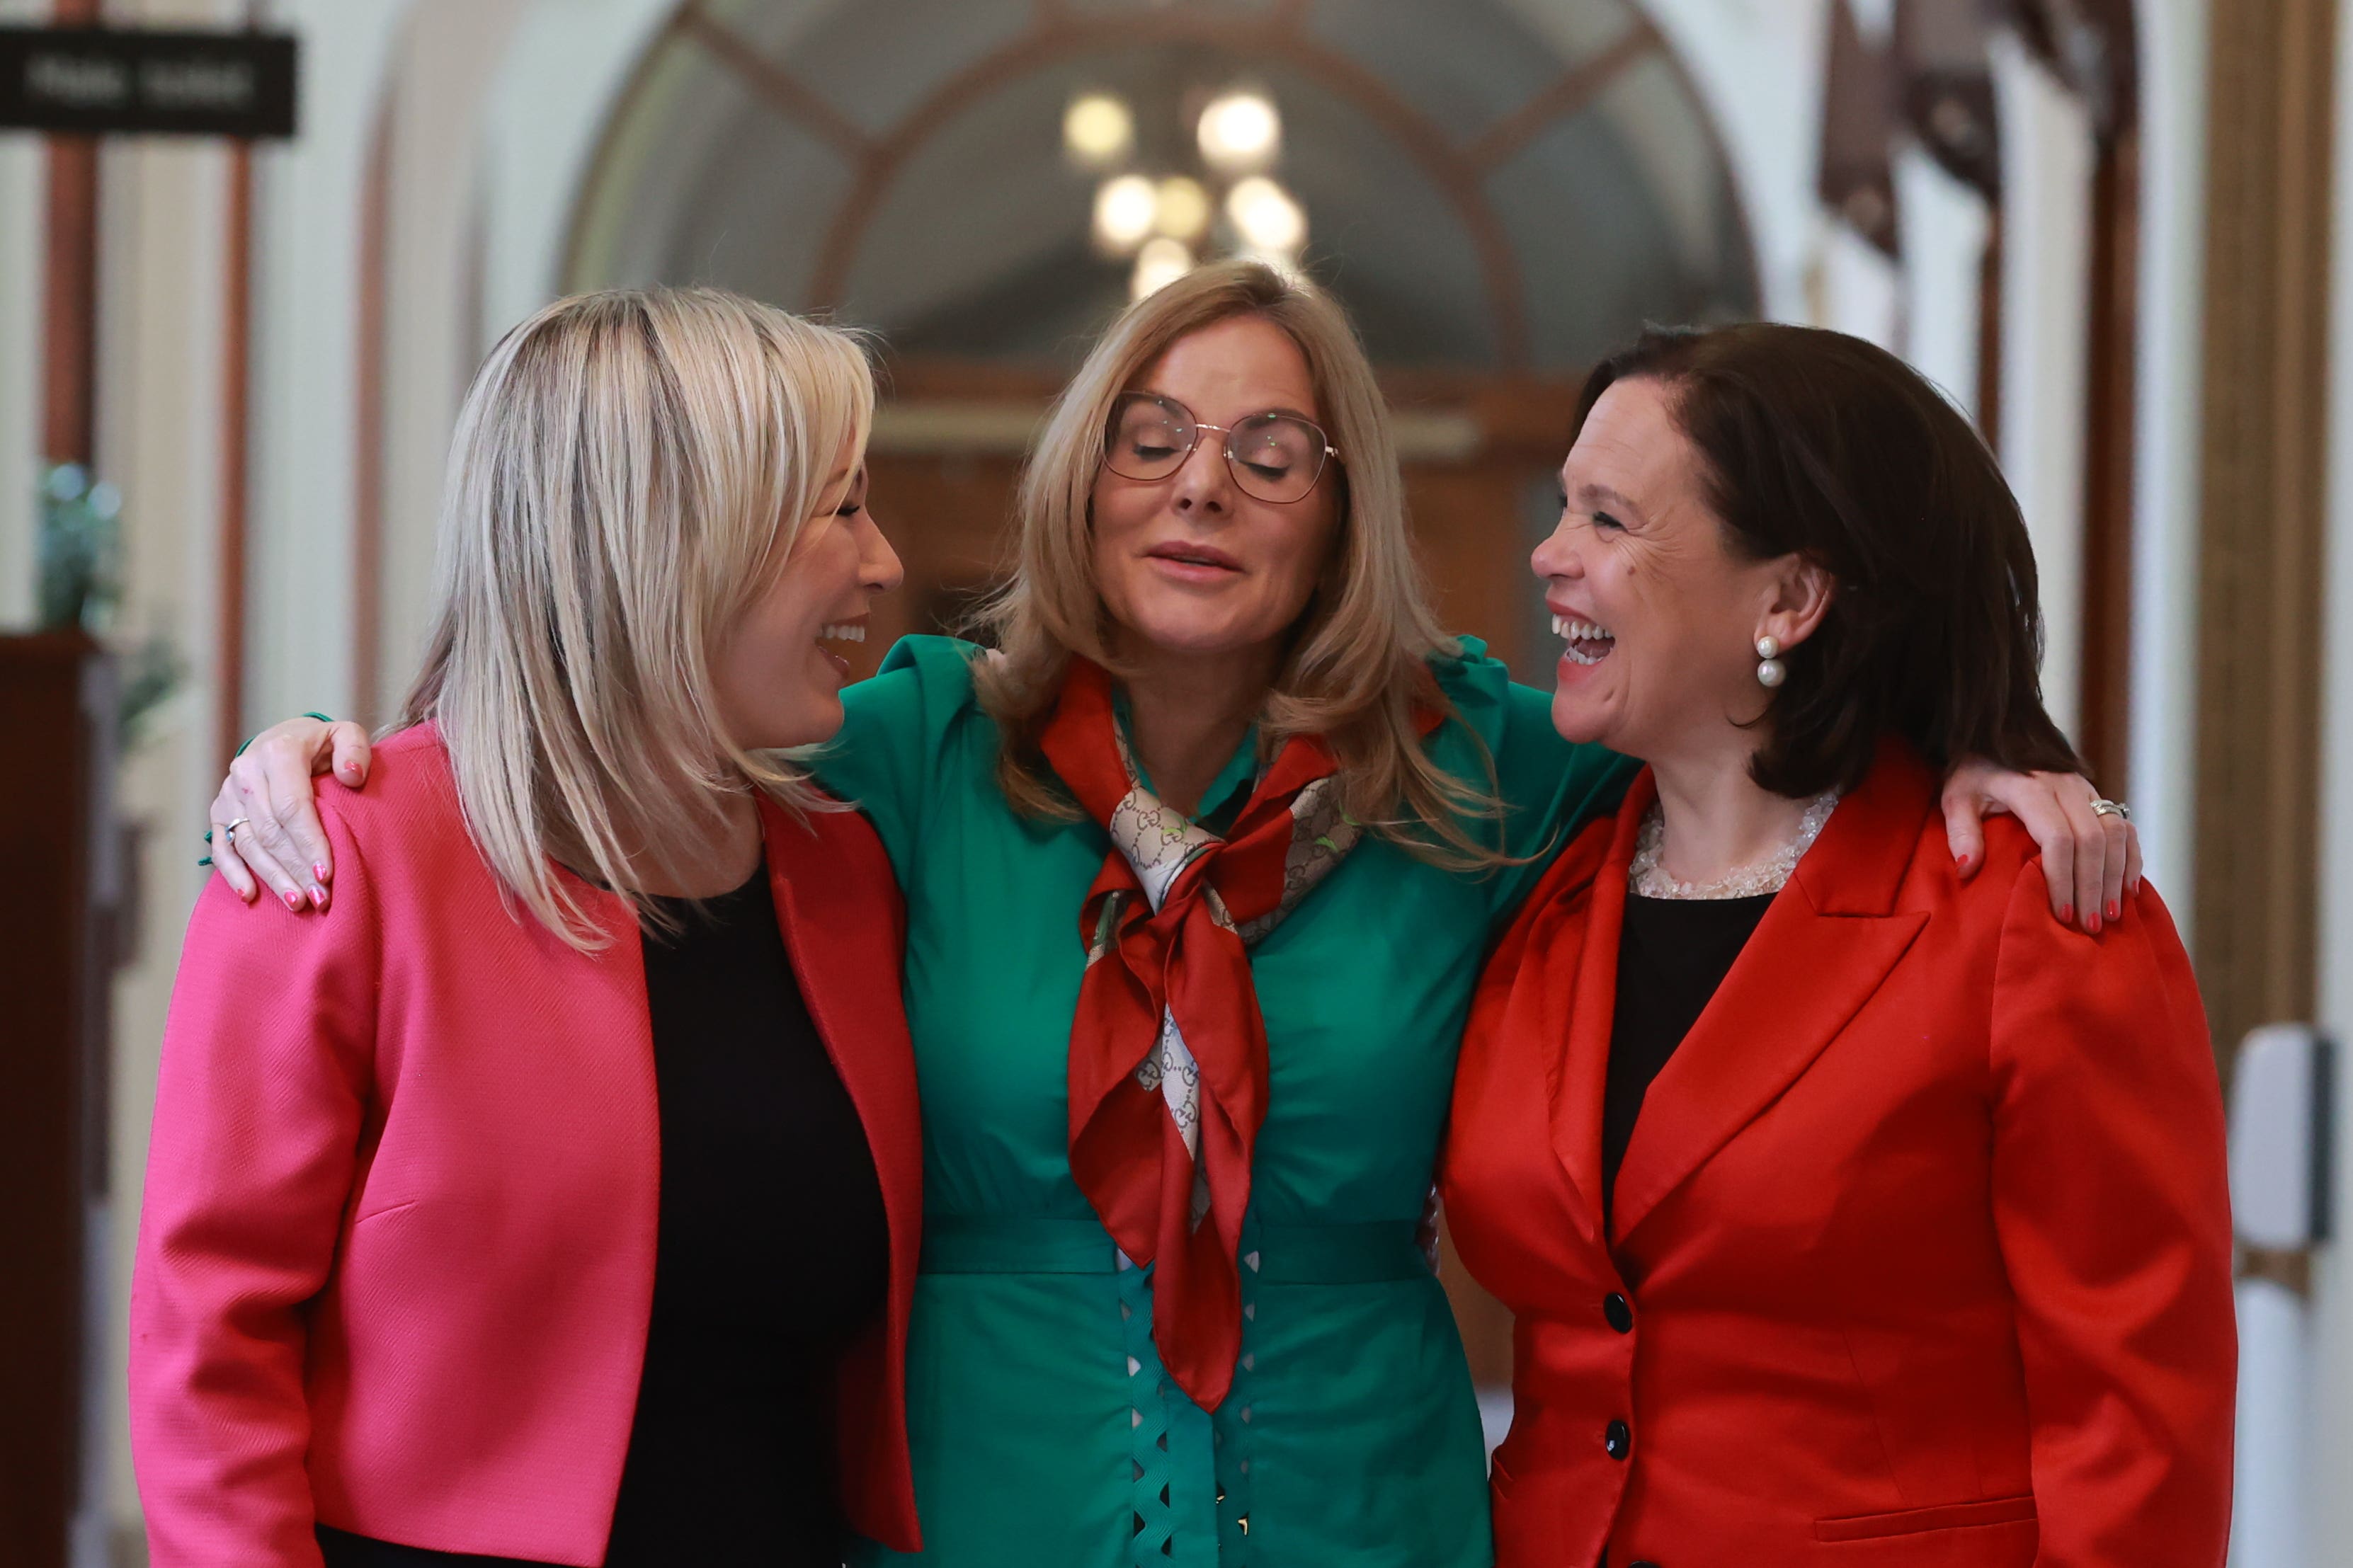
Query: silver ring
[[2090, 799, 2130, 822], [222, 816, 253, 845]]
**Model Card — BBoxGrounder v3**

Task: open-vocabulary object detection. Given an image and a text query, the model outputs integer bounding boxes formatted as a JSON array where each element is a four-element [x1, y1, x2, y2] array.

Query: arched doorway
[[562, 0, 1760, 689]]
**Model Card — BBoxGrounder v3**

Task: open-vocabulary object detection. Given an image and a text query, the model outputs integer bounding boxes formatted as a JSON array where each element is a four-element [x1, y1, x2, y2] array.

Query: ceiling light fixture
[[1153, 175, 1212, 241], [1132, 236, 1196, 299], [1093, 173, 1159, 253], [1064, 92, 1135, 168], [1226, 176, 1306, 256], [1197, 90, 1281, 174]]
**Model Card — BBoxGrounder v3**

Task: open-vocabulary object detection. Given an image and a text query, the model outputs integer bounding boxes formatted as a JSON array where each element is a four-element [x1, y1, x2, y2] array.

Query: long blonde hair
[[974, 260, 1500, 864], [399, 287, 874, 949]]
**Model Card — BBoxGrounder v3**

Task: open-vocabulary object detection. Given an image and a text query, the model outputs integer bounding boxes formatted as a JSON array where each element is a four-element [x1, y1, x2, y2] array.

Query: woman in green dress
[[204, 263, 2134, 1567]]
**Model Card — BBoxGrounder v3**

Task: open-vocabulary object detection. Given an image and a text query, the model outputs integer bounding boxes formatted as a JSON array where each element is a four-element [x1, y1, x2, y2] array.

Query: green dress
[[816, 636, 1634, 1568]]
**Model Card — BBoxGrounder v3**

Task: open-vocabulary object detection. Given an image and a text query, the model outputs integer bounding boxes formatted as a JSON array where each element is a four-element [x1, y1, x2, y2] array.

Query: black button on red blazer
[[1441, 739, 2235, 1567]]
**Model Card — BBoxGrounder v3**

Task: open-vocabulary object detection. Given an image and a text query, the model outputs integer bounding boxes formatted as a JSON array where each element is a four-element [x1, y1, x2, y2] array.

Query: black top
[[1601, 892, 1776, 1218], [320, 861, 891, 1568]]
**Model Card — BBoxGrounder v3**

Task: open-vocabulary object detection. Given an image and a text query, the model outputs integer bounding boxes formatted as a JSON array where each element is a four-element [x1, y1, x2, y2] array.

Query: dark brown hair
[[1576, 321, 2085, 799]]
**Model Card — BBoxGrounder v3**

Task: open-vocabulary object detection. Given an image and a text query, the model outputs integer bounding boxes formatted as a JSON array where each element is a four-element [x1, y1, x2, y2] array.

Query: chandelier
[[1064, 86, 1309, 299]]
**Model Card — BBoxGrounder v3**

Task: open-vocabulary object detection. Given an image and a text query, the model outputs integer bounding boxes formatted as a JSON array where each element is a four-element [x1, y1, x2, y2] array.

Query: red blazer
[[1442, 741, 2235, 1567], [130, 726, 923, 1566]]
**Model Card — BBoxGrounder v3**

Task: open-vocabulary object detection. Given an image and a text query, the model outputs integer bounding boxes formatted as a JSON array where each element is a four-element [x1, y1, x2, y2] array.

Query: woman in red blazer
[[1442, 324, 2235, 1567], [130, 290, 923, 1567]]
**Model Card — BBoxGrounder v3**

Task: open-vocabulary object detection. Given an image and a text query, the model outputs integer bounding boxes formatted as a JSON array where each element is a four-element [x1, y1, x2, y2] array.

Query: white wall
[[0, 142, 40, 630], [241, 0, 411, 733], [478, 0, 674, 345], [1635, 0, 1833, 324], [1816, 222, 1904, 348], [1993, 33, 2095, 743], [1896, 146, 1991, 420], [2128, 0, 2211, 917], [371, 0, 534, 717], [0, 0, 50, 629]]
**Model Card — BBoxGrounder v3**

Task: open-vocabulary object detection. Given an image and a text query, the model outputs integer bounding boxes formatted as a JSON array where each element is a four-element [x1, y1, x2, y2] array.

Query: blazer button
[[1604, 1419, 1631, 1460], [1603, 1292, 1633, 1333]]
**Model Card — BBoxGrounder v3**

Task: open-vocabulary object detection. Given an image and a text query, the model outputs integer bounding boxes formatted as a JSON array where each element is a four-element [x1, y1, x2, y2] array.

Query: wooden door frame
[[2190, 0, 2335, 1063]]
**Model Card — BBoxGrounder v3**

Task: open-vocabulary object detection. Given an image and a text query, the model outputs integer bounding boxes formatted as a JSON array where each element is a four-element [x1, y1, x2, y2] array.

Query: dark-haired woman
[[1442, 324, 2235, 1567]]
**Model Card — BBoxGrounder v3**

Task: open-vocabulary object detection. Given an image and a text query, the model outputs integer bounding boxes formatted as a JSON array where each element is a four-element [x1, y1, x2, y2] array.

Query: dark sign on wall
[[0, 26, 297, 139]]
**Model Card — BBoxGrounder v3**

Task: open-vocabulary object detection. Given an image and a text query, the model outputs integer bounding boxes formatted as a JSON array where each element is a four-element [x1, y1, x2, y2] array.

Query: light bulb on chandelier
[[1093, 174, 1158, 254], [1153, 176, 1212, 241], [1197, 90, 1280, 173], [1131, 237, 1196, 300], [1226, 176, 1306, 257], [1064, 92, 1135, 168]]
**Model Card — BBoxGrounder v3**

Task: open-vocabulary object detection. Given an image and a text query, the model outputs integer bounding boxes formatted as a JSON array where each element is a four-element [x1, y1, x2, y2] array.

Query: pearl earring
[[1755, 635, 1785, 689]]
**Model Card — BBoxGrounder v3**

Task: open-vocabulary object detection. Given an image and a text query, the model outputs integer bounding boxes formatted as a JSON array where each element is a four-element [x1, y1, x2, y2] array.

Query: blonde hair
[[398, 287, 875, 949], [974, 259, 1500, 864]]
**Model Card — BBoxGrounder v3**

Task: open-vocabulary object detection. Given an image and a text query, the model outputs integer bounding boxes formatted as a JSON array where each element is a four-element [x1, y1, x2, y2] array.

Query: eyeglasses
[[1101, 391, 1340, 505]]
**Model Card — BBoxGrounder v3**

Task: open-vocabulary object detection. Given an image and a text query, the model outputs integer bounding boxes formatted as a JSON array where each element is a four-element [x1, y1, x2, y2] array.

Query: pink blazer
[[130, 726, 924, 1566]]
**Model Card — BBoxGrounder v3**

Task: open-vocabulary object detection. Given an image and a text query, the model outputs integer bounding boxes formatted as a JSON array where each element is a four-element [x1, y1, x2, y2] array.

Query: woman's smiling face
[[1088, 314, 1341, 664], [712, 442, 902, 752], [1531, 376, 1807, 765]]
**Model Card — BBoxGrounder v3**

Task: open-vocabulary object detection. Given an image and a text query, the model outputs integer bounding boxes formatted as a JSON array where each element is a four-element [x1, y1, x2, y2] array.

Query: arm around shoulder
[[1985, 861, 2236, 1564], [130, 806, 382, 1567]]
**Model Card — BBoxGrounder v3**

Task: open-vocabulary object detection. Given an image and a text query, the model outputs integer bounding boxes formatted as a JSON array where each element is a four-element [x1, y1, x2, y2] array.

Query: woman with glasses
[[200, 262, 2133, 1568]]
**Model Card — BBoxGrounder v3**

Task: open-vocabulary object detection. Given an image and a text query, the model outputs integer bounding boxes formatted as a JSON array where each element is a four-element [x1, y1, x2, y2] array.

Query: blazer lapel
[[1607, 745, 1934, 1244], [1546, 775, 1655, 1249], [758, 799, 923, 1189]]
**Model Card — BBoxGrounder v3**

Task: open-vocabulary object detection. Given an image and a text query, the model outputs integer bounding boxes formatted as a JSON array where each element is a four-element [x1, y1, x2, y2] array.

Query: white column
[[1622, 0, 1834, 324], [0, 0, 47, 629], [2128, 0, 2212, 917], [1895, 146, 1990, 422], [372, 0, 532, 716], [477, 0, 677, 338], [1991, 30, 2095, 742], [241, 0, 410, 731], [1816, 221, 1905, 350]]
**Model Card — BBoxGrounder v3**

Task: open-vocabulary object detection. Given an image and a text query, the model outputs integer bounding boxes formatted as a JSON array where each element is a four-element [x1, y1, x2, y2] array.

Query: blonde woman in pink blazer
[[130, 290, 923, 1567]]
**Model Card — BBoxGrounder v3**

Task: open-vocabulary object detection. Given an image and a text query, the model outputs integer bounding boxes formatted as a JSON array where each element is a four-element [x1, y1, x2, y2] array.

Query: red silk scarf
[[1038, 658, 1365, 1409]]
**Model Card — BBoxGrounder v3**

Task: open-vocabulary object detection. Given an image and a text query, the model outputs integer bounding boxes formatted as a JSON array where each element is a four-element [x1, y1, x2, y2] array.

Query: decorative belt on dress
[[918, 1213, 1430, 1284]]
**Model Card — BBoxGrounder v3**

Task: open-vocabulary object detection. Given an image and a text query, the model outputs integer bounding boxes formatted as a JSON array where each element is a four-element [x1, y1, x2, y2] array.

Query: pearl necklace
[[1628, 791, 1840, 900]]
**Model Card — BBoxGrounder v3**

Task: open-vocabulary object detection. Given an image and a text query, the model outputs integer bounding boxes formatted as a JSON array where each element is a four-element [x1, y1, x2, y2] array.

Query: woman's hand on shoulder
[[207, 717, 374, 910], [1939, 760, 2141, 934]]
